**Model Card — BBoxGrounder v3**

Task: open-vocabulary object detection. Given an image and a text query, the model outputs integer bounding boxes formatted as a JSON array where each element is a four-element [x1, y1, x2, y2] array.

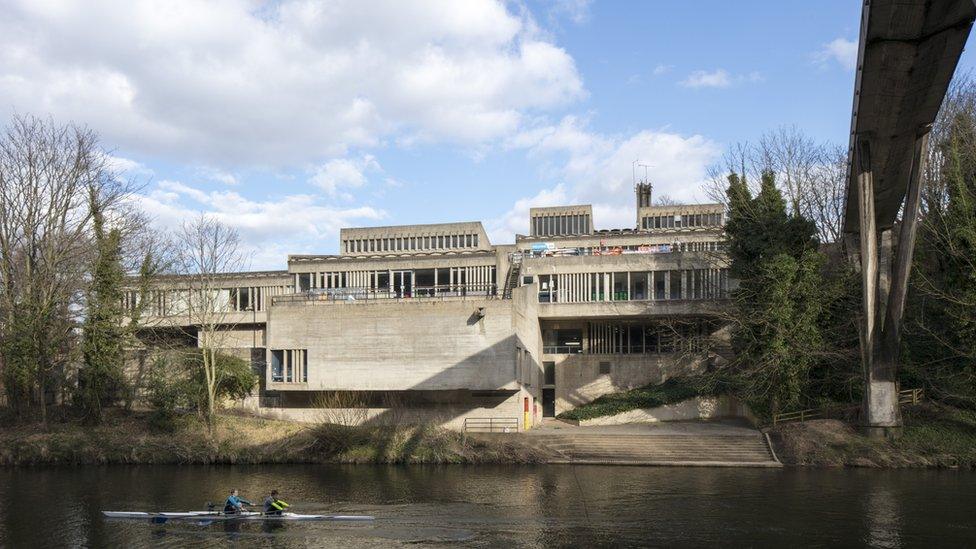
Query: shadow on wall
[[257, 334, 541, 430]]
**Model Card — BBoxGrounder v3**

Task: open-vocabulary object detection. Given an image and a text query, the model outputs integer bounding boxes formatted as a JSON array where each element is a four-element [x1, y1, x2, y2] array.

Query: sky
[[2, 1, 974, 269]]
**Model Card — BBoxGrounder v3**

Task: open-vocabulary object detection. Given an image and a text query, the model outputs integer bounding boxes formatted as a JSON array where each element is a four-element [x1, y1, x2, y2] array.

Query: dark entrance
[[542, 388, 555, 417]]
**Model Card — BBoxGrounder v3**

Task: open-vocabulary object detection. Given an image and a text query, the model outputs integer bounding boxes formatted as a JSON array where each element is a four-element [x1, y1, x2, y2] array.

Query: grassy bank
[[769, 402, 976, 468], [0, 411, 547, 466], [557, 378, 706, 421]]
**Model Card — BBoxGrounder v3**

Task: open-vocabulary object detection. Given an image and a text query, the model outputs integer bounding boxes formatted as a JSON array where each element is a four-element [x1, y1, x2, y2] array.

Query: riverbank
[[4, 403, 975, 467], [768, 402, 976, 468], [0, 411, 546, 466]]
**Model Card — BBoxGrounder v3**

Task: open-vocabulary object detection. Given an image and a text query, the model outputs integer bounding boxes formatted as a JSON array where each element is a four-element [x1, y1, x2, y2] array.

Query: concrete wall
[[241, 389, 529, 431], [266, 298, 523, 391], [198, 326, 266, 348], [550, 353, 706, 415]]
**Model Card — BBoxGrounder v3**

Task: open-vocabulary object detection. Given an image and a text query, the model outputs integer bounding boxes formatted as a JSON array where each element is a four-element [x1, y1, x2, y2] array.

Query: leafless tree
[[174, 214, 249, 429], [705, 126, 847, 243], [0, 115, 137, 422]]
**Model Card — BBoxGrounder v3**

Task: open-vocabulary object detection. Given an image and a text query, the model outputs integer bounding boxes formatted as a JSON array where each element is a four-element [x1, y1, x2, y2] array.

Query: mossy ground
[[0, 410, 546, 466], [556, 378, 705, 421]]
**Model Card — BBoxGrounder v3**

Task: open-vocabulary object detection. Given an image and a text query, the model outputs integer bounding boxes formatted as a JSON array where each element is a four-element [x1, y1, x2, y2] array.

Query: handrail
[[463, 417, 519, 433], [771, 388, 925, 426]]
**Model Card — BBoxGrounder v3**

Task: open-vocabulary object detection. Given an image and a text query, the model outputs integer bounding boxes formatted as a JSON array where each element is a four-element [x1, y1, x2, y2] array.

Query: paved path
[[524, 419, 781, 467]]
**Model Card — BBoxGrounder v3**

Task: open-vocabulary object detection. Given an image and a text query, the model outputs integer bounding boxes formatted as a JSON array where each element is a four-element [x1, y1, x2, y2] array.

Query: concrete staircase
[[534, 432, 781, 467]]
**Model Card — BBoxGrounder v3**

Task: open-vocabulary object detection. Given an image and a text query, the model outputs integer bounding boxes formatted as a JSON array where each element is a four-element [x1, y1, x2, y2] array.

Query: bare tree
[[174, 214, 248, 429], [705, 126, 846, 243], [0, 115, 136, 423]]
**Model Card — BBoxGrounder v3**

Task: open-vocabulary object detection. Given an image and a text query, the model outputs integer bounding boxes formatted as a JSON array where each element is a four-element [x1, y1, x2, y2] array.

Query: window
[[544, 361, 556, 385], [298, 273, 312, 292], [270, 349, 307, 383], [599, 361, 611, 375]]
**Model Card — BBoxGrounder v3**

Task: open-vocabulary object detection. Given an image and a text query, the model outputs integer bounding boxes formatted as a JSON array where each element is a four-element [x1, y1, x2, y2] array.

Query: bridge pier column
[[851, 130, 929, 439]]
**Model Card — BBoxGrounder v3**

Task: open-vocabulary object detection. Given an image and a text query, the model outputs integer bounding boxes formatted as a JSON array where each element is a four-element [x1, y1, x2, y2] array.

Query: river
[[0, 465, 973, 547]]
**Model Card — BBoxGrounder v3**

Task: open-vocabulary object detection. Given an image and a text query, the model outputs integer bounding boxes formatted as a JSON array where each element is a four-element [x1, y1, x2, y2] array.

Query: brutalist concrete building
[[130, 187, 731, 431]]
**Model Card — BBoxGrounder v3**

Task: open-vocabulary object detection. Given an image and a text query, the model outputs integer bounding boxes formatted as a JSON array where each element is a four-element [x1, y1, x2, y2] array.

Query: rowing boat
[[102, 511, 374, 523]]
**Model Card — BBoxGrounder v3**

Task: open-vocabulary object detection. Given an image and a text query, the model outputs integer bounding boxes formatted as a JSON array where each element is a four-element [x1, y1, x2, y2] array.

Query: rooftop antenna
[[634, 161, 654, 228]]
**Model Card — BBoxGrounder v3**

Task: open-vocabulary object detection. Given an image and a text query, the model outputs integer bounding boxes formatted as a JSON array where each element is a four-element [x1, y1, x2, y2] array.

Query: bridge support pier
[[851, 130, 929, 439]]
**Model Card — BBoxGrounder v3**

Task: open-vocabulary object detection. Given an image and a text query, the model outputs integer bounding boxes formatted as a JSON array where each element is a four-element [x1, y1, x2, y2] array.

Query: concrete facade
[[129, 187, 730, 431]]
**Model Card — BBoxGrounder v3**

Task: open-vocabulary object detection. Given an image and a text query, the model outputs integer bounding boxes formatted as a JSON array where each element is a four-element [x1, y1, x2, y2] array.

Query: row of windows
[[641, 212, 723, 230], [536, 269, 730, 304], [531, 214, 591, 237], [343, 233, 480, 254], [123, 285, 290, 316], [542, 320, 712, 355], [296, 266, 496, 294]]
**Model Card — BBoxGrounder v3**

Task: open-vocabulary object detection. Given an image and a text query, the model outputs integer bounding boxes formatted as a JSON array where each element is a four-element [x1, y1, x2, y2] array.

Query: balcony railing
[[542, 345, 583, 354], [273, 284, 499, 305]]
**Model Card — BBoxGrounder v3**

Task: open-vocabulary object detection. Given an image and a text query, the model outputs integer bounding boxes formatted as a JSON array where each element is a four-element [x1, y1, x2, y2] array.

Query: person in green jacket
[[263, 490, 290, 516]]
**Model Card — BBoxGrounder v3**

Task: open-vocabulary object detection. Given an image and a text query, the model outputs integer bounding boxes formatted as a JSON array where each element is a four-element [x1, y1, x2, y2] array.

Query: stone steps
[[533, 433, 780, 466]]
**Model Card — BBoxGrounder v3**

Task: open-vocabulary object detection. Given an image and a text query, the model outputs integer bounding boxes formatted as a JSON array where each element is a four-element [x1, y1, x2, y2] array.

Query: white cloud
[[548, 0, 593, 25], [0, 0, 584, 166], [133, 180, 385, 269], [680, 69, 732, 88], [815, 38, 858, 71], [490, 116, 720, 240], [309, 155, 381, 197], [195, 167, 238, 186], [652, 63, 672, 76], [103, 154, 153, 177], [679, 69, 762, 89]]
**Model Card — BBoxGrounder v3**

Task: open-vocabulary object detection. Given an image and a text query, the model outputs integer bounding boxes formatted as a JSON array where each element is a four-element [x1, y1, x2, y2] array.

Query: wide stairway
[[530, 428, 780, 467]]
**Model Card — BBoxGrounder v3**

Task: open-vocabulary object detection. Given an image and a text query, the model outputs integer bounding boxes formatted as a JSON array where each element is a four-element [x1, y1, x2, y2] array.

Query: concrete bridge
[[844, 0, 975, 436]]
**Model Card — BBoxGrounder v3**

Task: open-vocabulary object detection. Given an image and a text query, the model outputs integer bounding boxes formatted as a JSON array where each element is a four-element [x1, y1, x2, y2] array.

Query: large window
[[543, 328, 582, 354], [270, 349, 307, 383]]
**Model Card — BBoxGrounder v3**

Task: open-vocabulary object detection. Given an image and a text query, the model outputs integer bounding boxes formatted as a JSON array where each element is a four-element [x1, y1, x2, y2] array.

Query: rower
[[263, 490, 290, 516], [224, 489, 252, 514]]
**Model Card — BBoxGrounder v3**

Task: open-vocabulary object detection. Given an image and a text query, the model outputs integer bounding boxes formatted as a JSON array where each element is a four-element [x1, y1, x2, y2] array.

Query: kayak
[[102, 511, 374, 523]]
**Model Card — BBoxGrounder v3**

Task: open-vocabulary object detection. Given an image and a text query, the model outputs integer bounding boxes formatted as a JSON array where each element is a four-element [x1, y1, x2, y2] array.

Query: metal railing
[[542, 345, 583, 354], [463, 417, 519, 433], [273, 284, 499, 304], [771, 388, 925, 426]]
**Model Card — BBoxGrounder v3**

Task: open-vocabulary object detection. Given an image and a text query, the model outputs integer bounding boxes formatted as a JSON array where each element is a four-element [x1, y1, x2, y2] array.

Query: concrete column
[[626, 272, 631, 301], [855, 138, 901, 436], [664, 271, 671, 300]]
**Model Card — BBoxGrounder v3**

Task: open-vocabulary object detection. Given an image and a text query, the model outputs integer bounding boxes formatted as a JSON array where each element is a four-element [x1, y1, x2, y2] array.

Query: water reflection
[[0, 466, 972, 547], [864, 481, 902, 548]]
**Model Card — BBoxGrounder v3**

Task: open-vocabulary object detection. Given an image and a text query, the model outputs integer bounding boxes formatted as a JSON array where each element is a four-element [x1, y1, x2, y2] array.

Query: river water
[[0, 465, 972, 547]]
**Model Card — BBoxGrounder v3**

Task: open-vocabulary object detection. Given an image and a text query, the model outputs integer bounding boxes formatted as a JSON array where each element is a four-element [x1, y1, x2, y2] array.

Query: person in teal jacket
[[224, 489, 252, 514]]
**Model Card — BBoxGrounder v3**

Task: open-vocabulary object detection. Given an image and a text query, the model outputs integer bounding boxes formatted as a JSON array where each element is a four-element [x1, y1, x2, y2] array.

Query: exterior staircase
[[531, 432, 780, 467], [502, 253, 523, 299]]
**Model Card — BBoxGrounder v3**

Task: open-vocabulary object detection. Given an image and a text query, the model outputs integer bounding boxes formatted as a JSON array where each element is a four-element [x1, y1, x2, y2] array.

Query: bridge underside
[[845, 0, 975, 436]]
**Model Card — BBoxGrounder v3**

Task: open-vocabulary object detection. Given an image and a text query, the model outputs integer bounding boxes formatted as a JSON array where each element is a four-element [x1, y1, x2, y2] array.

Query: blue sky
[[2, 1, 971, 269]]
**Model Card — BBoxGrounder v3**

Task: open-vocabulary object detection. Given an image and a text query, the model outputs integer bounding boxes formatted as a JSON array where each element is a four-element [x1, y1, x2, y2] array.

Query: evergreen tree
[[723, 170, 828, 414], [78, 195, 127, 423]]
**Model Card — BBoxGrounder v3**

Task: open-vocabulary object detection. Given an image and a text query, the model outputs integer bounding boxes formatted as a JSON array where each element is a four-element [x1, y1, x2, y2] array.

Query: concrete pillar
[[664, 271, 670, 300], [855, 137, 900, 437]]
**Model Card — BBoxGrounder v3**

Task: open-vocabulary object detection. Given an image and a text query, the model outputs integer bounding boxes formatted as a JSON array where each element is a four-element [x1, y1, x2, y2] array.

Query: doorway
[[542, 388, 555, 417], [393, 270, 412, 298]]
